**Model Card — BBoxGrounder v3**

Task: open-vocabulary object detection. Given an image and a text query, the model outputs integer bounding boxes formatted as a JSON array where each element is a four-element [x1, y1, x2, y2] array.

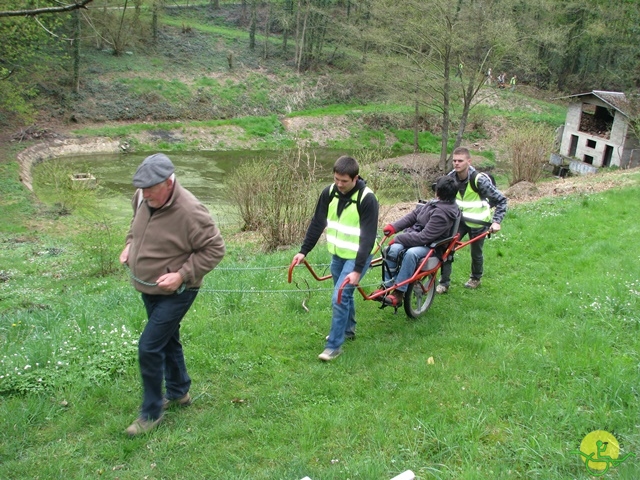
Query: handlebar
[[287, 258, 332, 283], [288, 234, 392, 284], [337, 277, 351, 304], [453, 227, 493, 252]]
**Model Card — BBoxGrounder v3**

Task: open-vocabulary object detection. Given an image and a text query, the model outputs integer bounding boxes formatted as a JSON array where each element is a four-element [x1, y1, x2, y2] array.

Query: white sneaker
[[435, 284, 449, 294], [318, 348, 342, 361]]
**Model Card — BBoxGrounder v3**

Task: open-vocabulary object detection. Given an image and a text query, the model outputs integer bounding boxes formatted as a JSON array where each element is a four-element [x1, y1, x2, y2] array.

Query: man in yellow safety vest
[[291, 155, 379, 361], [436, 147, 507, 293]]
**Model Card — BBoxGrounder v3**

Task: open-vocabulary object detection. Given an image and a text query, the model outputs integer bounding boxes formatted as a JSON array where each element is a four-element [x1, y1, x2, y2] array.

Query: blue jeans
[[139, 290, 198, 420], [439, 223, 487, 286], [383, 243, 430, 293], [325, 254, 372, 350]]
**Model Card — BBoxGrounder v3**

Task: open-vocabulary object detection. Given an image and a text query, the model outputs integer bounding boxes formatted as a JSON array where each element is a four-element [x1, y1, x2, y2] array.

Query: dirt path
[[379, 162, 640, 225]]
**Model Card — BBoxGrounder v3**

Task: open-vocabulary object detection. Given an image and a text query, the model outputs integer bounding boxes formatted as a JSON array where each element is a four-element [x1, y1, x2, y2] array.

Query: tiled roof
[[563, 90, 631, 117]]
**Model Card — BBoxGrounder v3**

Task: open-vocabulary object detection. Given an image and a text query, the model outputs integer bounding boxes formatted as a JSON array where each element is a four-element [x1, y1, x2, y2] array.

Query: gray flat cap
[[132, 153, 175, 188]]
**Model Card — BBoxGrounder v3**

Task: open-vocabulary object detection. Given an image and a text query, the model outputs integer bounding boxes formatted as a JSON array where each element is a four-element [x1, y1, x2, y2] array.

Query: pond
[[33, 149, 346, 225], [44, 149, 347, 203]]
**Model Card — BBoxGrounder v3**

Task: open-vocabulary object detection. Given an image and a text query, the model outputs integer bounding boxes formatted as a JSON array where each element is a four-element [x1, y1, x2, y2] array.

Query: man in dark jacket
[[381, 176, 459, 307], [119, 153, 225, 436]]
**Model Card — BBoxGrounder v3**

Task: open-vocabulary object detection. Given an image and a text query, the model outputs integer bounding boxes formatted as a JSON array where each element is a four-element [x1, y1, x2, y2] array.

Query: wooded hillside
[[1, 0, 638, 143]]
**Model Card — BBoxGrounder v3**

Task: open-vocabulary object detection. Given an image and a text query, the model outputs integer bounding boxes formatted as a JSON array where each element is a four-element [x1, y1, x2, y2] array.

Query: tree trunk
[[295, 0, 309, 73], [152, 0, 158, 45], [263, 0, 271, 59], [282, 0, 293, 54], [114, 0, 130, 55], [413, 97, 419, 153], [249, 0, 257, 50], [72, 8, 81, 93], [439, 44, 452, 173]]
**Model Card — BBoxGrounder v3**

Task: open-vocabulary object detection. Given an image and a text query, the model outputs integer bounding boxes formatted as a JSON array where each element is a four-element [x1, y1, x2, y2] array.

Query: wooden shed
[[554, 90, 639, 174]]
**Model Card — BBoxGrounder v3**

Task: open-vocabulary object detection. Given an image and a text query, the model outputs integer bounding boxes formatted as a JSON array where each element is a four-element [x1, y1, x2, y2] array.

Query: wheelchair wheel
[[404, 272, 436, 318]]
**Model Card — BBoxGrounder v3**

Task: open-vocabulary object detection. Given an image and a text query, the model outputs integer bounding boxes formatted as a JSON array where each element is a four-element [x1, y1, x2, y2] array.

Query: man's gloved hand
[[383, 224, 395, 236]]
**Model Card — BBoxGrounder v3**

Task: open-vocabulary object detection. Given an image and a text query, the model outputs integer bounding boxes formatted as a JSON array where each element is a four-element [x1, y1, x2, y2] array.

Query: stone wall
[[17, 137, 121, 191]]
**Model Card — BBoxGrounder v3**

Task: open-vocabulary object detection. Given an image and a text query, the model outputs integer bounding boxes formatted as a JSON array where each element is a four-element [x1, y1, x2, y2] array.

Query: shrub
[[75, 216, 123, 277], [506, 123, 555, 185], [226, 146, 321, 251], [226, 160, 271, 232], [32, 159, 98, 213]]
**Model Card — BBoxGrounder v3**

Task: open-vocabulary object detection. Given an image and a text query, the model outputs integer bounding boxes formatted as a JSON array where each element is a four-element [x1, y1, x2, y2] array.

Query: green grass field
[[1, 164, 639, 479]]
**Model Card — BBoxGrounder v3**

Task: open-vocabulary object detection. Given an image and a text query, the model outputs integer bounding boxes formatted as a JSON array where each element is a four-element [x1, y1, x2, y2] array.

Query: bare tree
[[448, 1, 516, 166], [363, 0, 459, 171], [364, 0, 516, 172]]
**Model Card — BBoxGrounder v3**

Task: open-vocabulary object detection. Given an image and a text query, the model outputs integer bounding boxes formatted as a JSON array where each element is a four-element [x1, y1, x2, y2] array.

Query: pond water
[[44, 149, 345, 205]]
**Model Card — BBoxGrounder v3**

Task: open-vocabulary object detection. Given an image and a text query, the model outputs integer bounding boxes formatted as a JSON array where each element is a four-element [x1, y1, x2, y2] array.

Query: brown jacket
[[125, 180, 225, 294]]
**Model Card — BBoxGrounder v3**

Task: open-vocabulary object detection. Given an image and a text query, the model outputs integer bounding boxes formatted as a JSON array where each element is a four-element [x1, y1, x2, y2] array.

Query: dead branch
[[0, 0, 94, 18]]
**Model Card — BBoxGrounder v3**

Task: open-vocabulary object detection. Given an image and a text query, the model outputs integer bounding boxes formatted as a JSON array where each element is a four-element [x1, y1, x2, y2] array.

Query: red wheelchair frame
[[288, 218, 492, 318]]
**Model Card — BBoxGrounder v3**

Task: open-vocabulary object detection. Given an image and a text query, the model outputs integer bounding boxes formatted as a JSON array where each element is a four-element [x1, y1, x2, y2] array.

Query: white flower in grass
[[24, 365, 31, 370]]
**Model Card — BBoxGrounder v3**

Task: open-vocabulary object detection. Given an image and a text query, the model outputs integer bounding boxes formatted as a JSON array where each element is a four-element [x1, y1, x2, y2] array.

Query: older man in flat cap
[[119, 153, 225, 436]]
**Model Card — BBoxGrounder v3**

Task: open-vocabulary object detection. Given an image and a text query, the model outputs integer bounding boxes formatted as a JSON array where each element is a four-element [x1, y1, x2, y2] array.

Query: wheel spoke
[[404, 273, 436, 318]]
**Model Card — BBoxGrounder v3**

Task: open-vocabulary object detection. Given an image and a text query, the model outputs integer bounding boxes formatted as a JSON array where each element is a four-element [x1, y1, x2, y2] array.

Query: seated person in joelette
[[381, 175, 459, 306]]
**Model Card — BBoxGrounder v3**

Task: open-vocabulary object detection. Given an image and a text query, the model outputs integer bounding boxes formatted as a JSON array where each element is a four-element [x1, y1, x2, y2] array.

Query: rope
[[123, 264, 186, 294], [123, 264, 380, 294], [195, 282, 382, 294], [216, 264, 331, 271]]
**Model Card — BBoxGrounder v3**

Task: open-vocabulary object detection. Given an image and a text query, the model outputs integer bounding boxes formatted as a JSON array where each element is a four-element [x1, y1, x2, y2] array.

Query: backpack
[[329, 183, 367, 216], [468, 170, 496, 198]]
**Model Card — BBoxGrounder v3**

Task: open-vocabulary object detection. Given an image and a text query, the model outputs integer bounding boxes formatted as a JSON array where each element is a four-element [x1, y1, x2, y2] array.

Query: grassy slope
[[3, 6, 637, 480], [1, 164, 640, 479], [23, 5, 565, 159]]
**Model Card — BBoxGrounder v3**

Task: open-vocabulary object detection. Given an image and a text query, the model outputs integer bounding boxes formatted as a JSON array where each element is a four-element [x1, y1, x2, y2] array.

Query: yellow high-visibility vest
[[457, 182, 492, 228], [326, 185, 376, 258]]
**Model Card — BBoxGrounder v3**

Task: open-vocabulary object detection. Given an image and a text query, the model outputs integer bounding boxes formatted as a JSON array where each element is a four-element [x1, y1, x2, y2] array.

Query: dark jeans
[[139, 290, 198, 420], [439, 223, 487, 287]]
